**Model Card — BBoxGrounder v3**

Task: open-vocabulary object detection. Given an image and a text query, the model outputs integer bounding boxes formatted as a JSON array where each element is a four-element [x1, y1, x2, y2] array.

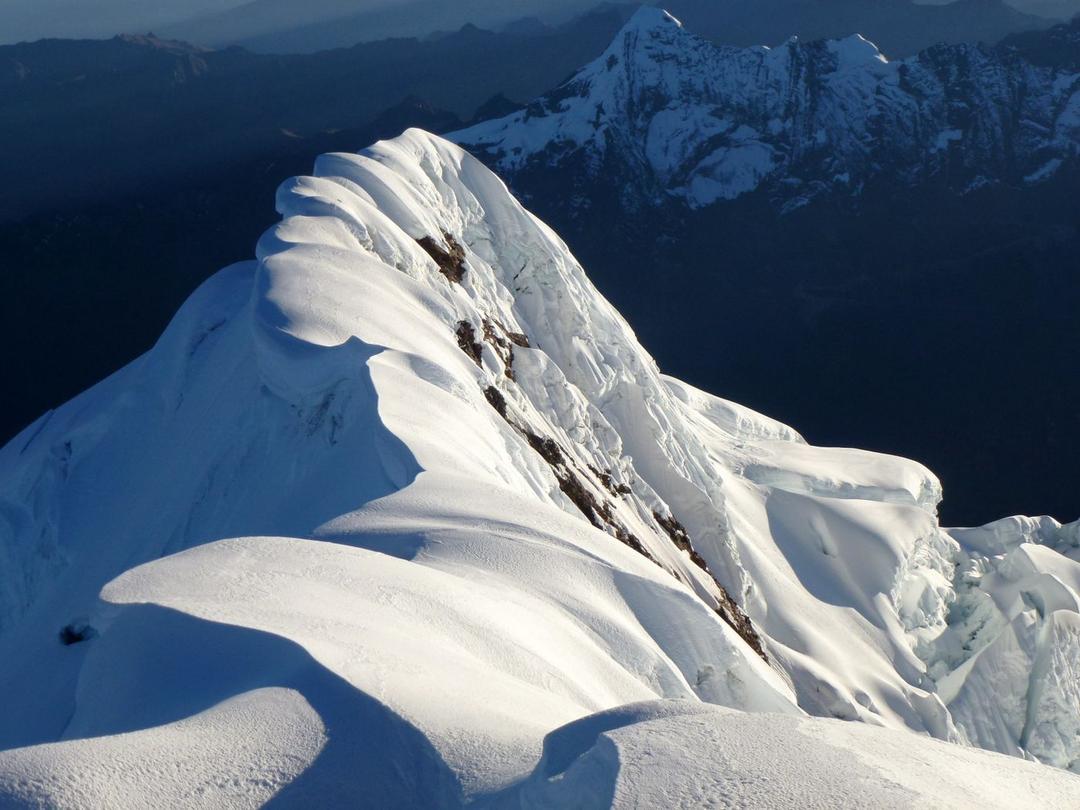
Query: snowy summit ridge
[[453, 7, 1080, 210], [0, 129, 1078, 805]]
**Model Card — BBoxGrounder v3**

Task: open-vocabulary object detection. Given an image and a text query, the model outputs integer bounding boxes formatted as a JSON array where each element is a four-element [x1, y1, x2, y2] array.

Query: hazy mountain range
[[3, 0, 1062, 54]]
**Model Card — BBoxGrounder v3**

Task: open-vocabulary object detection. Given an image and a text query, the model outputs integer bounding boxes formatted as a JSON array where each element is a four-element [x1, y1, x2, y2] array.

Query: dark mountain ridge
[[0, 7, 634, 222]]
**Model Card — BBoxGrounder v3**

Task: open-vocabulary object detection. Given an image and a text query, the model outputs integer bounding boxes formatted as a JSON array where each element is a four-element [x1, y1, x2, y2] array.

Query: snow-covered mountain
[[454, 8, 1080, 212], [0, 130, 1078, 805]]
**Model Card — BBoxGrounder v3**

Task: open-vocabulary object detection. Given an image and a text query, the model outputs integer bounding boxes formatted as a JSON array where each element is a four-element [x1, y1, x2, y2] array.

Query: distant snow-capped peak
[[453, 9, 1080, 210]]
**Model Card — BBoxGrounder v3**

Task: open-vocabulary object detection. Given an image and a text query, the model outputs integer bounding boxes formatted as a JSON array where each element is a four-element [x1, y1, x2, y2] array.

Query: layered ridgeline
[[0, 131, 1078, 805], [454, 8, 1080, 211]]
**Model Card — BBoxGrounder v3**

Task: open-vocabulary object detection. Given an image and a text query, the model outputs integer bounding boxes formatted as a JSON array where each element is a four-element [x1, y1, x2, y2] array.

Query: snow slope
[[495, 700, 1080, 809], [0, 129, 1078, 805], [453, 8, 1080, 211]]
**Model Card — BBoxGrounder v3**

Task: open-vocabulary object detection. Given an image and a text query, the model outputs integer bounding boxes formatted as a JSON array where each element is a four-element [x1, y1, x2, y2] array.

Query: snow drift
[[0, 128, 1078, 805]]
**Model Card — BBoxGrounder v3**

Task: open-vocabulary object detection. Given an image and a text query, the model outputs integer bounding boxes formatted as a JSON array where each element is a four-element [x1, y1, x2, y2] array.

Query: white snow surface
[[452, 7, 1080, 209], [498, 701, 1080, 809], [0, 129, 1078, 805]]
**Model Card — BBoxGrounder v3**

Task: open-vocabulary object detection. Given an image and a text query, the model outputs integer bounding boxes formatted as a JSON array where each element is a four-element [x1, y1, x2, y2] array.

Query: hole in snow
[[59, 621, 97, 646]]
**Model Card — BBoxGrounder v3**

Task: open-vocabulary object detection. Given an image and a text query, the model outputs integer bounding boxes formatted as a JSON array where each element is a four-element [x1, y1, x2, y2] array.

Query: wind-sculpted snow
[[453, 7, 1080, 211], [0, 129, 1078, 805], [495, 701, 1080, 809]]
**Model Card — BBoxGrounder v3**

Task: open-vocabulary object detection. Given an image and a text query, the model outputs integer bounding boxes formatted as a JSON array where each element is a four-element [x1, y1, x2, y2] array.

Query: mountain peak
[[826, 33, 889, 69], [454, 12, 1077, 208], [608, 6, 686, 52], [621, 6, 683, 33]]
